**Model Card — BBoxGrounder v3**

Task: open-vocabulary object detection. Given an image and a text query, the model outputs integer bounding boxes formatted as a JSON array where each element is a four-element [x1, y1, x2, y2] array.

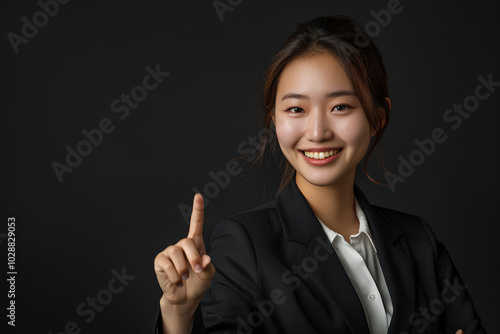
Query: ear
[[370, 97, 391, 137]]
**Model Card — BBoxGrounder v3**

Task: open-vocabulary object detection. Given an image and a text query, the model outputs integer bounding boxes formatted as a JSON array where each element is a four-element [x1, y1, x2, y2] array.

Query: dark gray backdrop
[[1, 0, 499, 333]]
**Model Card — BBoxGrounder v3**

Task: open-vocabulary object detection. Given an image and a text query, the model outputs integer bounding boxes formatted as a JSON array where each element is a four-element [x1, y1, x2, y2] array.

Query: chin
[[298, 170, 343, 187]]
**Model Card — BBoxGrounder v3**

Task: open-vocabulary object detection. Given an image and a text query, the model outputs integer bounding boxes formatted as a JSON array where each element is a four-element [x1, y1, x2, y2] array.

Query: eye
[[286, 107, 304, 113], [332, 104, 349, 112]]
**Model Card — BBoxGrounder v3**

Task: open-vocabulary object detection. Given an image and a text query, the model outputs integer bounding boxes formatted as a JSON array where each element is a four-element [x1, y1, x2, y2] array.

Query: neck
[[295, 171, 359, 239]]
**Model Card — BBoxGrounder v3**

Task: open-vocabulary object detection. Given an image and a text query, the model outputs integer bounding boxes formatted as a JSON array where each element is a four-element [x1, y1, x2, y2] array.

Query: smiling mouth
[[301, 149, 343, 160]]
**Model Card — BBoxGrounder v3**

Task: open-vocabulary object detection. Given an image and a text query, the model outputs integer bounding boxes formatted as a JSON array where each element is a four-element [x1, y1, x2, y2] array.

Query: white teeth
[[303, 149, 341, 159]]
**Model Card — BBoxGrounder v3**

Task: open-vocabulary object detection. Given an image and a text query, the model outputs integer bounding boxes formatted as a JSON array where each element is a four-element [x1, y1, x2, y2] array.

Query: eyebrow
[[280, 90, 356, 101]]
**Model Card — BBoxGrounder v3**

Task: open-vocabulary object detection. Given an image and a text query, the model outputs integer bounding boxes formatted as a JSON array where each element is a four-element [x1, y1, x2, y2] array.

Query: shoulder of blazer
[[216, 200, 283, 241], [210, 180, 440, 262], [369, 203, 440, 262]]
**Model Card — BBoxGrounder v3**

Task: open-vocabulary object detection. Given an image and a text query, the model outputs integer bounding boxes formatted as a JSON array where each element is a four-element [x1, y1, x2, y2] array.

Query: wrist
[[159, 296, 198, 334], [160, 295, 200, 320]]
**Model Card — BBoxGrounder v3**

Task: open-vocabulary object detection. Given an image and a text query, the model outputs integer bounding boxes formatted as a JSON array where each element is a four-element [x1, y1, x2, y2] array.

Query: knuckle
[[176, 238, 188, 246], [165, 244, 177, 251], [154, 253, 162, 263], [166, 245, 181, 256], [178, 237, 194, 247], [187, 251, 201, 262], [165, 263, 174, 272]]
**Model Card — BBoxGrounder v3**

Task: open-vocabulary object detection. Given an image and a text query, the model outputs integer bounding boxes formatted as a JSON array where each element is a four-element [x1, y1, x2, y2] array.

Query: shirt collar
[[316, 195, 378, 253]]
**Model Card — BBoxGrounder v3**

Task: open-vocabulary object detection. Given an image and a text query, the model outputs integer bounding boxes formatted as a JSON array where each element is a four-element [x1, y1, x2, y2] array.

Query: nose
[[304, 109, 334, 142]]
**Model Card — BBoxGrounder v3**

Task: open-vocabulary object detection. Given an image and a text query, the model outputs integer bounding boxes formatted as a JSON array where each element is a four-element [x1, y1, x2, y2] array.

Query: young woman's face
[[274, 52, 374, 187]]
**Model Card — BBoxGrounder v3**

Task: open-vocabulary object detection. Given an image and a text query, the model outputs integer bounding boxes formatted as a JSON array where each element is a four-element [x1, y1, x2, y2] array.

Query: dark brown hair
[[250, 15, 391, 194]]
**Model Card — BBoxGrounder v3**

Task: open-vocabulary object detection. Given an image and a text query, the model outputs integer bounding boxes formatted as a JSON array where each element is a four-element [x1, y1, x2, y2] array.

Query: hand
[[154, 193, 216, 317], [455, 330, 464, 334]]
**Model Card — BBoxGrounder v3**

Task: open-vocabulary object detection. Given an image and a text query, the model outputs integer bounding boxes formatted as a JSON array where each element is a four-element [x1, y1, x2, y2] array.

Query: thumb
[[197, 254, 215, 281]]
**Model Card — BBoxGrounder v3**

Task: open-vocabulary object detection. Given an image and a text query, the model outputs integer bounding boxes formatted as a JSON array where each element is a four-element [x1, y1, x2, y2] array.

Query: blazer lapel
[[276, 177, 417, 333], [353, 184, 416, 334], [276, 178, 370, 334]]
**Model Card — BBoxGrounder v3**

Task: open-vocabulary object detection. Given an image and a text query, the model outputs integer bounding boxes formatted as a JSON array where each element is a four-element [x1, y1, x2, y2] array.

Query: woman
[[153, 15, 486, 334]]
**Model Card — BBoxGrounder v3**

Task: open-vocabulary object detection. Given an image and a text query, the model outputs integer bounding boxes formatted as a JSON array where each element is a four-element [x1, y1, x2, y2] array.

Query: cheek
[[275, 118, 301, 150], [339, 115, 371, 147]]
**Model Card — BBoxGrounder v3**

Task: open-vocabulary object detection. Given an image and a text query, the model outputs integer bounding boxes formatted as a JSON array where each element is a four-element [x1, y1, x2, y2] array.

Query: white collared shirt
[[316, 195, 393, 334]]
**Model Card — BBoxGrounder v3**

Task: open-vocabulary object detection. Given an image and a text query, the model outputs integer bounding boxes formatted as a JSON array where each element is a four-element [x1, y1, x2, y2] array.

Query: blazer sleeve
[[153, 217, 260, 334], [199, 217, 260, 333], [419, 217, 487, 334]]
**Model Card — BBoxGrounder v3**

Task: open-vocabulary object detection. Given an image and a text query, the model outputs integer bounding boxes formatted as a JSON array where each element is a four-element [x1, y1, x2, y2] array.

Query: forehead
[[276, 53, 353, 98]]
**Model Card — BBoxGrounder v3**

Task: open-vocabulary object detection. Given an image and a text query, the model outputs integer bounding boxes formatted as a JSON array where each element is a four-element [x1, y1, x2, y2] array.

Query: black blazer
[[154, 178, 486, 333]]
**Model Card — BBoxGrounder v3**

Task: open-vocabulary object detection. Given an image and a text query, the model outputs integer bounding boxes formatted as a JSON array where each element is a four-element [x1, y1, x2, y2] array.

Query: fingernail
[[182, 273, 189, 280], [176, 283, 183, 288], [195, 264, 202, 273]]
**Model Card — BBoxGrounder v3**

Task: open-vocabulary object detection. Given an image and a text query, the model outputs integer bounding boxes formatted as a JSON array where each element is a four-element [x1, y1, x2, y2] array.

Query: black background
[[1, 0, 499, 333]]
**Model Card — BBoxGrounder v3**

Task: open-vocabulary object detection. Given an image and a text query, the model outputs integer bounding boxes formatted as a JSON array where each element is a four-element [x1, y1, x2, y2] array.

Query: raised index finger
[[187, 193, 204, 238]]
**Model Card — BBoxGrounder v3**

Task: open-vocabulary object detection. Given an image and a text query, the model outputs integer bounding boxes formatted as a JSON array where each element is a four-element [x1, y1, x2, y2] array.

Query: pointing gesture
[[188, 192, 205, 241], [154, 193, 215, 321]]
